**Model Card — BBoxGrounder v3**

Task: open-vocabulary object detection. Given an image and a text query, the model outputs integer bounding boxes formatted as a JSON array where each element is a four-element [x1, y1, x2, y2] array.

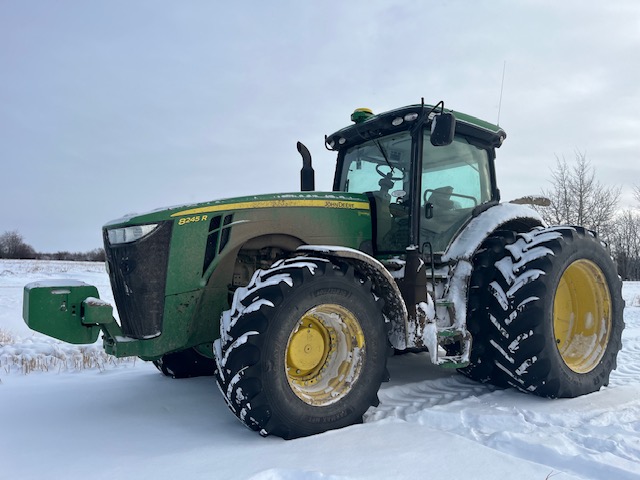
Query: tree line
[[534, 152, 640, 280], [0, 230, 105, 262]]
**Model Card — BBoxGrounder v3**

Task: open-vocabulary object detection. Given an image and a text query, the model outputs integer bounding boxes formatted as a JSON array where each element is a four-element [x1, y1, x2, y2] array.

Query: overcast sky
[[2, 1, 639, 252]]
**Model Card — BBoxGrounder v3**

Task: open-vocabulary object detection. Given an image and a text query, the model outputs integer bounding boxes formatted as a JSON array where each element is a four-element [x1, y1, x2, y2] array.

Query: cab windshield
[[338, 128, 493, 253], [339, 131, 412, 252], [339, 132, 411, 192]]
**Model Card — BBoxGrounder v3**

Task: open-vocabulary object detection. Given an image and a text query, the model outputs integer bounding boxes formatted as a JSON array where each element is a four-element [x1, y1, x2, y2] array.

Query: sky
[[1, 0, 639, 252]]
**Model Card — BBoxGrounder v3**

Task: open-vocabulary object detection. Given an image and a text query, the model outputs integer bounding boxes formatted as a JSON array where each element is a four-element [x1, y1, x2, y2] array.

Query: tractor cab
[[326, 103, 505, 258]]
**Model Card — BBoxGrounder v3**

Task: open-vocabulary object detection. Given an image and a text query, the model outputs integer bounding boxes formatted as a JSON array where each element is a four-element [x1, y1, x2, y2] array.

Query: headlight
[[107, 224, 159, 245]]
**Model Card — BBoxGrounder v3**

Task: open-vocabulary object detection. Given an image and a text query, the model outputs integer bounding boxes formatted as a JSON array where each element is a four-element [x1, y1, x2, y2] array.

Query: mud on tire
[[462, 226, 624, 397], [213, 256, 389, 439]]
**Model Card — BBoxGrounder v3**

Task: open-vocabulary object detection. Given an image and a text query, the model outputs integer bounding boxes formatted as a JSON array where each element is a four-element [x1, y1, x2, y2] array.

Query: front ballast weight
[[23, 280, 160, 359], [23, 280, 115, 345]]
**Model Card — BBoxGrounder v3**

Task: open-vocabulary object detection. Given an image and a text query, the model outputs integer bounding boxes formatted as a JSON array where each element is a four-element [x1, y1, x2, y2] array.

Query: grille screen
[[104, 221, 172, 339]]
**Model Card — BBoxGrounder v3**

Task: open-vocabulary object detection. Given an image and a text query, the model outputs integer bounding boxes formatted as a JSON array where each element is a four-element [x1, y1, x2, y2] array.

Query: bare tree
[[0, 230, 36, 259], [610, 209, 640, 280], [0, 230, 104, 261], [536, 152, 621, 239], [85, 248, 106, 262]]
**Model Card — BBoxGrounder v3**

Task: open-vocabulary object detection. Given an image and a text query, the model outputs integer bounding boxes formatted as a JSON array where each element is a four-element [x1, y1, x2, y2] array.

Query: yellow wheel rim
[[553, 259, 612, 373], [285, 304, 365, 406]]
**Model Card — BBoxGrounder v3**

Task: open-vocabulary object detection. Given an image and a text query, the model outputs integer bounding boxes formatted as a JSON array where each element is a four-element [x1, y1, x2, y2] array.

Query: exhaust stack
[[297, 141, 315, 191]]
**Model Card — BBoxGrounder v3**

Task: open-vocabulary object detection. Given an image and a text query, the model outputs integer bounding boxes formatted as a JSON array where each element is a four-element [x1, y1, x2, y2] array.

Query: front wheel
[[214, 256, 389, 439], [153, 347, 216, 378]]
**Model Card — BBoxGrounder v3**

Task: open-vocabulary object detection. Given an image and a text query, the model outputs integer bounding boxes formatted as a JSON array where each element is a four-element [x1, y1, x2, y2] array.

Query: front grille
[[104, 221, 172, 339]]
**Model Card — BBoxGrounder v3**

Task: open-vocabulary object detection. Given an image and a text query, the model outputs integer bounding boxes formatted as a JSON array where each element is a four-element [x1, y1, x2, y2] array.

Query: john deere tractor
[[23, 101, 624, 439]]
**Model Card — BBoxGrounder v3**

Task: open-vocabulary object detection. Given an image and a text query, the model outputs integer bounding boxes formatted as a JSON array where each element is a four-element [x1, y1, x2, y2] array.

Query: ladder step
[[438, 358, 470, 368], [436, 300, 454, 308], [437, 329, 459, 337]]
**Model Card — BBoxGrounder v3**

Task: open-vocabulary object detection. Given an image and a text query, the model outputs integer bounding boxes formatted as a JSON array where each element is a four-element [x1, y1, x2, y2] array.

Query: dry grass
[[0, 328, 135, 374], [0, 328, 15, 345]]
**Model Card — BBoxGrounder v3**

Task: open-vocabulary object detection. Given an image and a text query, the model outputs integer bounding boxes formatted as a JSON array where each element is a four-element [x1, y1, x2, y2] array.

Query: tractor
[[23, 100, 624, 439]]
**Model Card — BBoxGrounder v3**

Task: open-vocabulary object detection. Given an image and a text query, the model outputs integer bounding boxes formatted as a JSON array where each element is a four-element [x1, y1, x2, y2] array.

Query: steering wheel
[[375, 164, 403, 181]]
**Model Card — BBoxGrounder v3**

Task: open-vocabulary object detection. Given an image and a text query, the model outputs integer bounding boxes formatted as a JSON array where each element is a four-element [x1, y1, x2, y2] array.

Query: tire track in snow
[[366, 369, 497, 423], [611, 290, 640, 387], [612, 342, 640, 385], [366, 283, 640, 480], [370, 373, 640, 479]]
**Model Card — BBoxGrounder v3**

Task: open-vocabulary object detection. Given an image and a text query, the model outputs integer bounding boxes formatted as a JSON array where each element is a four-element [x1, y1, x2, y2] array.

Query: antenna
[[497, 61, 506, 125]]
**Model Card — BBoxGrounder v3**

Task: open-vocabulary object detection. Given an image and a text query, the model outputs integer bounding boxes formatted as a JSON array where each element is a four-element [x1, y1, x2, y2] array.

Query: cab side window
[[421, 134, 492, 252]]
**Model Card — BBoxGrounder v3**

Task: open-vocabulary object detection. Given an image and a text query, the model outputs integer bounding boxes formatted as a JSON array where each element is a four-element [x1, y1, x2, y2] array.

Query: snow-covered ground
[[1, 259, 639, 480]]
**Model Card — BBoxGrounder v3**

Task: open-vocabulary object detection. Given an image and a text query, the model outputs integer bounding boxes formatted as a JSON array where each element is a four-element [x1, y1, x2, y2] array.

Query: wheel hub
[[287, 317, 329, 374], [553, 259, 612, 373], [285, 304, 365, 406]]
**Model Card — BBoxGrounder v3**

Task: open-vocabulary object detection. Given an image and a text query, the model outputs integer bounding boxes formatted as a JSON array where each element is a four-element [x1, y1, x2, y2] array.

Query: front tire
[[153, 347, 216, 379], [463, 226, 624, 397], [214, 256, 389, 439]]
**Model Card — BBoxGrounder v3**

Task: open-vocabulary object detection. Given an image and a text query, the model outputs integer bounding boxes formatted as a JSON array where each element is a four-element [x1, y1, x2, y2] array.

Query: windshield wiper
[[374, 139, 394, 173]]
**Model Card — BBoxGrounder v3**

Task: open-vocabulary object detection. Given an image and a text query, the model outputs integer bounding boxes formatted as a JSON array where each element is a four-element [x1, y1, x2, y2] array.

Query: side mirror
[[430, 112, 456, 146]]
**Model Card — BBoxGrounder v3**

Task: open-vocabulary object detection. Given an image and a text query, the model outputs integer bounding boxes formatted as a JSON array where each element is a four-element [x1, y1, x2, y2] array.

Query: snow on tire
[[464, 225, 624, 398], [213, 255, 389, 439], [460, 229, 518, 385]]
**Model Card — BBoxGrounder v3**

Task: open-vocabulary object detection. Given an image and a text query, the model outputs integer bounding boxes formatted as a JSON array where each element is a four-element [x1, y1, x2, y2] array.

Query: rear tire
[[462, 226, 624, 397], [214, 256, 389, 439], [460, 229, 517, 385]]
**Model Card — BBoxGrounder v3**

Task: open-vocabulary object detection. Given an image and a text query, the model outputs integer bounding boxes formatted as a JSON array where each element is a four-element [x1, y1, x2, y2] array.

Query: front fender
[[296, 245, 408, 328]]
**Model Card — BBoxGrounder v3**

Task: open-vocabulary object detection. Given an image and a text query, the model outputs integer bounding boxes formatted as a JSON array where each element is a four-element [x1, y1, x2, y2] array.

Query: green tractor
[[23, 101, 624, 439]]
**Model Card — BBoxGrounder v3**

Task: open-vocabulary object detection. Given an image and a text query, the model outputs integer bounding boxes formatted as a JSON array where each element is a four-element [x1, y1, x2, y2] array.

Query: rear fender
[[442, 203, 544, 262], [436, 203, 545, 342]]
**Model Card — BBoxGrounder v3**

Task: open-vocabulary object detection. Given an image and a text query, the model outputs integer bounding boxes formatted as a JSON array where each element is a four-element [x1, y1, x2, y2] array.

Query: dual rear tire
[[462, 225, 624, 397]]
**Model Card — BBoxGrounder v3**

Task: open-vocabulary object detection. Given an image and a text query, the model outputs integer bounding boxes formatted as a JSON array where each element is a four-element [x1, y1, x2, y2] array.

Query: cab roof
[[326, 104, 507, 150]]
